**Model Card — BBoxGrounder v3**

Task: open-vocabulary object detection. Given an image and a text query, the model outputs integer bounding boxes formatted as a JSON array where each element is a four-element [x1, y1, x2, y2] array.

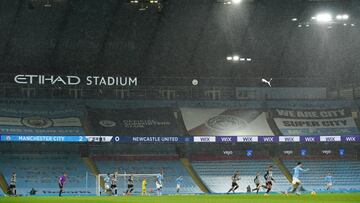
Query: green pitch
[[0, 194, 360, 203]]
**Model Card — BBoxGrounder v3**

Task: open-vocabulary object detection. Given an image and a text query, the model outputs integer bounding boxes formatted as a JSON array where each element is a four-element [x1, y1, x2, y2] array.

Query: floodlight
[[315, 13, 332, 23], [342, 14, 349, 20], [232, 0, 242, 4]]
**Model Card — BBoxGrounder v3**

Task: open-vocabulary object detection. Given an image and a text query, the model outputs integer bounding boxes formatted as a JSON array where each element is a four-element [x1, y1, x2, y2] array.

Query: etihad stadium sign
[[14, 75, 138, 86]]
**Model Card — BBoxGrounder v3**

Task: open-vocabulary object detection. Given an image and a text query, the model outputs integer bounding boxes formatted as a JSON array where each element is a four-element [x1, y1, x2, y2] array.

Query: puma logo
[[261, 78, 272, 87]]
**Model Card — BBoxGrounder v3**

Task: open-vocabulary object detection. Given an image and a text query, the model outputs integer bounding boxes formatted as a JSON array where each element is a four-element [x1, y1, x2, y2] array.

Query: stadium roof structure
[[0, 0, 359, 86]]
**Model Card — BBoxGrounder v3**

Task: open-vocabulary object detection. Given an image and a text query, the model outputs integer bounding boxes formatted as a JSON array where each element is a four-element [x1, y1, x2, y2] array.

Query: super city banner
[[272, 108, 359, 136]]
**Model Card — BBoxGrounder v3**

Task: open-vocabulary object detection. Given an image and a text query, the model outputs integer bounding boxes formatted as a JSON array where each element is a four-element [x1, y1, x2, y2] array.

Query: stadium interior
[[0, 0, 360, 202], [0, 141, 359, 196]]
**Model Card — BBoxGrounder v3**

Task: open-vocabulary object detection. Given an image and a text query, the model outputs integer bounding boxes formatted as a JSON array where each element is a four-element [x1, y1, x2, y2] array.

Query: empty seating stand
[[191, 160, 290, 193], [0, 154, 95, 196], [283, 159, 360, 192]]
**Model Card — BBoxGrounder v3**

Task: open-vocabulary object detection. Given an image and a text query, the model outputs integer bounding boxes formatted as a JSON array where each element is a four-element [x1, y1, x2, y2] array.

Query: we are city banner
[[86, 108, 185, 136], [180, 108, 274, 136], [272, 108, 359, 136], [0, 105, 85, 135]]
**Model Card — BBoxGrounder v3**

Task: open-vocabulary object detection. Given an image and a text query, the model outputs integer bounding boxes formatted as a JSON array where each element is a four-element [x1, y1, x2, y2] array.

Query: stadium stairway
[[82, 156, 105, 190], [271, 157, 292, 183], [191, 159, 290, 193], [180, 158, 210, 193], [0, 171, 8, 195]]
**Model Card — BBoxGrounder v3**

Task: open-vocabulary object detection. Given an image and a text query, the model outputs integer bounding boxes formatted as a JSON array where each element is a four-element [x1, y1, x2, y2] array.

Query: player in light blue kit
[[325, 172, 334, 190], [175, 176, 183, 194], [103, 173, 111, 193], [156, 171, 164, 196], [290, 162, 309, 195]]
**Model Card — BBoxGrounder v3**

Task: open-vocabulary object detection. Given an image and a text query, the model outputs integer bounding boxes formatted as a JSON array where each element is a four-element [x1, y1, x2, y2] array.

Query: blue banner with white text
[[86, 107, 185, 136], [0, 105, 85, 135], [1, 135, 359, 143]]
